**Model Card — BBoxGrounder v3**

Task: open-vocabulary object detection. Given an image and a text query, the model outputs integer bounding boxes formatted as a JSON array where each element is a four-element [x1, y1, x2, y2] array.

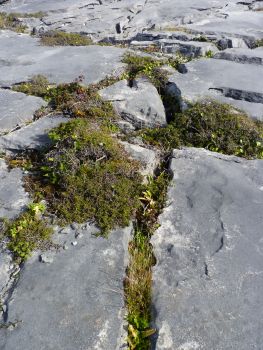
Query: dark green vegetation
[[122, 53, 190, 89], [142, 100, 263, 159], [40, 30, 93, 46], [0, 12, 45, 32], [13, 75, 119, 125], [125, 172, 170, 349], [1, 202, 52, 262], [25, 119, 143, 235]]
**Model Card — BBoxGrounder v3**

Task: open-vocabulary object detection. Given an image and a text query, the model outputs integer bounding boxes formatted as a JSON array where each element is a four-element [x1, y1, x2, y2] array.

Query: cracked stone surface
[[0, 89, 46, 134], [0, 30, 126, 87], [167, 58, 263, 120], [99, 78, 167, 128], [0, 224, 131, 350], [151, 148, 263, 350]]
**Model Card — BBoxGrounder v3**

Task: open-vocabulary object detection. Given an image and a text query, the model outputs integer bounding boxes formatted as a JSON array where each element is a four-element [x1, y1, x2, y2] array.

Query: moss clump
[[0, 12, 27, 32], [13, 75, 52, 98], [122, 53, 189, 90], [2, 202, 53, 262], [29, 119, 143, 234], [142, 100, 263, 158], [40, 30, 93, 46], [13, 76, 118, 125]]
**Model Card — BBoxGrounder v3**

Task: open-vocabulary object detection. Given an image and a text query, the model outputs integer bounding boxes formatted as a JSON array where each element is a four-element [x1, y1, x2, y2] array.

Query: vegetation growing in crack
[[1, 202, 53, 262], [141, 100, 263, 158], [24, 119, 143, 235], [13, 75, 120, 128], [0, 12, 45, 32], [39, 30, 93, 46], [125, 171, 170, 349], [122, 53, 190, 90]]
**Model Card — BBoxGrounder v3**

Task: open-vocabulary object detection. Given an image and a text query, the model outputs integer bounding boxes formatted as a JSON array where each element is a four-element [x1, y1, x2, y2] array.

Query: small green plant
[[255, 39, 263, 47], [28, 119, 143, 234], [142, 100, 263, 158], [0, 12, 45, 32], [40, 30, 93, 46], [2, 202, 53, 262], [205, 49, 214, 58], [13, 75, 52, 99]]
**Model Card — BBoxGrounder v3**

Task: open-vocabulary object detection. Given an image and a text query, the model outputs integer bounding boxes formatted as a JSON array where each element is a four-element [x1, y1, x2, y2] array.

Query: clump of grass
[[142, 100, 263, 158], [255, 39, 263, 47], [0, 12, 27, 32], [125, 172, 170, 349], [1, 202, 53, 262], [13, 75, 52, 98], [28, 119, 143, 235], [13, 75, 118, 124], [40, 30, 93, 46], [122, 53, 189, 90]]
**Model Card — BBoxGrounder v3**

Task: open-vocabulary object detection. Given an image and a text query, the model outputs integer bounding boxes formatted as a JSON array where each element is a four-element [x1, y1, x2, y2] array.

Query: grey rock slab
[[0, 225, 131, 350], [214, 47, 263, 65], [0, 31, 126, 86], [156, 39, 218, 57], [120, 141, 159, 177], [0, 115, 69, 152], [0, 158, 29, 219], [0, 89, 46, 134], [151, 147, 263, 350], [167, 58, 263, 120], [99, 78, 167, 128]]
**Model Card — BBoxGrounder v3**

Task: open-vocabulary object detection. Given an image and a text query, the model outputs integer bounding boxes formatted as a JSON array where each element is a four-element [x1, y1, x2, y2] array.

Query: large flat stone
[[0, 116, 69, 152], [151, 148, 263, 350], [99, 78, 167, 128], [214, 47, 263, 65], [167, 58, 263, 120], [0, 31, 126, 86], [0, 224, 131, 349], [0, 89, 46, 134]]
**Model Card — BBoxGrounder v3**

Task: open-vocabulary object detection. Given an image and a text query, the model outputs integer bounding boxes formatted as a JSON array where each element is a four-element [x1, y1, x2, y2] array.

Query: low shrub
[[40, 30, 93, 46]]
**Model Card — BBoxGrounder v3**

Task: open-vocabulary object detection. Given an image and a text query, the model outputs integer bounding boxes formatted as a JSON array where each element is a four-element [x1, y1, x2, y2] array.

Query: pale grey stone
[[167, 58, 263, 120], [99, 78, 166, 128], [0, 159, 29, 219], [214, 47, 263, 65], [0, 31, 126, 87], [120, 141, 159, 177], [0, 89, 46, 134], [151, 148, 263, 350], [0, 225, 131, 350], [0, 116, 69, 152]]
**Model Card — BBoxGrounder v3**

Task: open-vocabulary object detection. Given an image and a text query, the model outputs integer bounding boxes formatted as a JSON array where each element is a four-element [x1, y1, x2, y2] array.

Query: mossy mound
[[40, 30, 93, 46], [30, 119, 143, 234], [142, 100, 263, 159]]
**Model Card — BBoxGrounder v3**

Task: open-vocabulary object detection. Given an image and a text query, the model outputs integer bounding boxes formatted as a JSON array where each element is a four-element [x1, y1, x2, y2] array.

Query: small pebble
[[39, 254, 54, 264], [71, 241, 78, 246], [63, 244, 69, 250]]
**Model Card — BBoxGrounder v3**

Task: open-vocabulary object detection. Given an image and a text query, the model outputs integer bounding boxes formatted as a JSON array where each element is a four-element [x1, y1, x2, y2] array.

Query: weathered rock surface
[[167, 58, 263, 120], [99, 78, 167, 128], [0, 224, 131, 350], [214, 47, 263, 66], [0, 159, 29, 219], [0, 89, 46, 134], [0, 30, 126, 87], [151, 148, 263, 350], [0, 116, 69, 152]]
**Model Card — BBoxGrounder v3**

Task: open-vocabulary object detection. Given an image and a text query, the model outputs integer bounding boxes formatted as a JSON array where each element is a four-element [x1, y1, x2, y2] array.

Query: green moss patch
[[27, 119, 143, 235], [0, 12, 45, 32], [13, 76, 119, 126], [40, 30, 93, 46], [1, 203, 53, 262], [142, 100, 263, 159]]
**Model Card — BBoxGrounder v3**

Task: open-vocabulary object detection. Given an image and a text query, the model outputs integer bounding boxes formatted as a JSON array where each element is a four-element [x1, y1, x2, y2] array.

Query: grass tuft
[[40, 30, 93, 46], [26, 119, 143, 235], [141, 100, 263, 159]]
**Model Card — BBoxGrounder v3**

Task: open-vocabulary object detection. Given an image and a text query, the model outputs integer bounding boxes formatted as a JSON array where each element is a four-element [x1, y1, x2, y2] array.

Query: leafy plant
[[2, 202, 52, 262]]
